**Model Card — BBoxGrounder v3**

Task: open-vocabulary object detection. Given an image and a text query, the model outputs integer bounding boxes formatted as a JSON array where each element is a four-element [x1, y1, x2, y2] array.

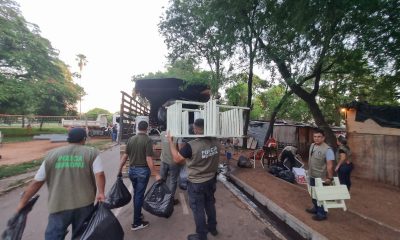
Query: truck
[[61, 114, 109, 136]]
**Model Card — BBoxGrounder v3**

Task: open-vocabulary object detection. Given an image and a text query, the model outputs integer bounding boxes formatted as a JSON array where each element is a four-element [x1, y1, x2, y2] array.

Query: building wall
[[348, 132, 400, 187], [346, 109, 400, 136]]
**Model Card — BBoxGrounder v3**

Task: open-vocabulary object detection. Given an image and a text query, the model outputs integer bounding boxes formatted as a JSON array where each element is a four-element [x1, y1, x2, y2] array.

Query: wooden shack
[[344, 101, 400, 187], [248, 121, 310, 159]]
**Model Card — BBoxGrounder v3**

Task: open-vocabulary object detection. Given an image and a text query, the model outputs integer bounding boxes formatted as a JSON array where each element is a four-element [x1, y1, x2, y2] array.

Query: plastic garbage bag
[[178, 165, 188, 190], [268, 165, 284, 176], [278, 170, 296, 183], [80, 203, 124, 240], [104, 176, 131, 209], [2, 195, 39, 240], [237, 155, 252, 168], [143, 181, 174, 218]]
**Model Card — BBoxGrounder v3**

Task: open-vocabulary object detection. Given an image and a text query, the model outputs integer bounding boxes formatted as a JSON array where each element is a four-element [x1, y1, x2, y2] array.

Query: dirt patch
[[229, 150, 400, 240], [0, 138, 108, 166]]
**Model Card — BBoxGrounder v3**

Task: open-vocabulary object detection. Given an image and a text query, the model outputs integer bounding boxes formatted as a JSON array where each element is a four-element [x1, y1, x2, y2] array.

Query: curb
[[229, 174, 327, 240], [0, 176, 34, 196]]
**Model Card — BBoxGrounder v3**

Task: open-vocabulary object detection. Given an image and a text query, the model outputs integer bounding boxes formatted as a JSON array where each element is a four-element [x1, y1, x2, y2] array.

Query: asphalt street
[[0, 145, 271, 240]]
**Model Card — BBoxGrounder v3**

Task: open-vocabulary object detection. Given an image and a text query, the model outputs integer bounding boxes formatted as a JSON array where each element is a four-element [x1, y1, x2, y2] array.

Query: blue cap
[[67, 128, 87, 143]]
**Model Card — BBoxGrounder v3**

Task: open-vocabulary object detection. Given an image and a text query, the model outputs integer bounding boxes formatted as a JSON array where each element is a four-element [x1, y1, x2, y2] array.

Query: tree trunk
[[40, 118, 44, 130], [243, 47, 255, 147], [301, 94, 337, 148], [264, 90, 293, 144]]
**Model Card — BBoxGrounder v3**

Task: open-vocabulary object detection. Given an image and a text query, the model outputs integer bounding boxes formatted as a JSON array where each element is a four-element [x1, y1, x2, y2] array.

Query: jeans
[[338, 162, 353, 191], [45, 203, 94, 240], [160, 161, 181, 197], [187, 177, 217, 240], [112, 132, 117, 142], [310, 177, 327, 218], [129, 166, 151, 225]]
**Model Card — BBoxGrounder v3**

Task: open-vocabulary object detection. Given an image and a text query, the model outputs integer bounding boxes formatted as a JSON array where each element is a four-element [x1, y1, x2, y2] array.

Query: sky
[[16, 0, 169, 113]]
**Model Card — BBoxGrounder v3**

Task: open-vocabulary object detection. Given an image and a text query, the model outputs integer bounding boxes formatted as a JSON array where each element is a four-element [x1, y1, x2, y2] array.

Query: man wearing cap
[[16, 128, 106, 239], [167, 119, 221, 240]]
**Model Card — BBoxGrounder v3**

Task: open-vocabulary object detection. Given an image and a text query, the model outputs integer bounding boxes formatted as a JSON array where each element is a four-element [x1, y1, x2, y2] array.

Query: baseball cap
[[67, 128, 87, 143]]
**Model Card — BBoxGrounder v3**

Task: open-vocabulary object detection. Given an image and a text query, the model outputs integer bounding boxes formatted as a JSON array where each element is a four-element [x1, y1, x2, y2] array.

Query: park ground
[[0, 140, 399, 239]]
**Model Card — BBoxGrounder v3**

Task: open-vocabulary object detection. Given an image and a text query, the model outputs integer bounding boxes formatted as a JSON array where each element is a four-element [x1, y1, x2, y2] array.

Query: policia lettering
[[55, 155, 84, 169], [201, 146, 218, 159]]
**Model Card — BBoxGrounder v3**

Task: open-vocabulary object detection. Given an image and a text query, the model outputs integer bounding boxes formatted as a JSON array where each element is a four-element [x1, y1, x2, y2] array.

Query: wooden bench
[[307, 176, 351, 212]]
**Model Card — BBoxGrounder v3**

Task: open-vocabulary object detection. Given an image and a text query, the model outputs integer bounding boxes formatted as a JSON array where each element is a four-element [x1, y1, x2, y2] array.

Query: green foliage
[[159, 0, 235, 94], [132, 59, 214, 89], [0, 0, 81, 115], [85, 108, 112, 122], [0, 160, 43, 179], [0, 127, 67, 139]]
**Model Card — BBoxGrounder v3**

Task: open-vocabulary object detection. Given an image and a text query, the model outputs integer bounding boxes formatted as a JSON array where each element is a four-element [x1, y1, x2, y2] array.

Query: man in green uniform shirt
[[168, 119, 220, 240], [16, 128, 106, 239]]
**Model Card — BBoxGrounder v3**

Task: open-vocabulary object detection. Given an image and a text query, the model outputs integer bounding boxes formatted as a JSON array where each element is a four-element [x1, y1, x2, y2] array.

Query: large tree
[[0, 0, 81, 116], [159, 0, 235, 95]]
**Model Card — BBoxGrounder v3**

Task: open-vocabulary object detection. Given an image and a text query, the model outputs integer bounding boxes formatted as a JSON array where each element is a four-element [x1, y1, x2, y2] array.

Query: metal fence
[[0, 114, 79, 128]]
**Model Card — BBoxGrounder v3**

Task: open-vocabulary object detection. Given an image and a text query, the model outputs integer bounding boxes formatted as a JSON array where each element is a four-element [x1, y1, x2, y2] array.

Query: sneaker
[[305, 208, 317, 214], [131, 221, 149, 231]]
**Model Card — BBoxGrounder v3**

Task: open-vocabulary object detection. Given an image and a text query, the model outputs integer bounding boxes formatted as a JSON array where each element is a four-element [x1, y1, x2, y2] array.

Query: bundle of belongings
[[268, 146, 305, 184]]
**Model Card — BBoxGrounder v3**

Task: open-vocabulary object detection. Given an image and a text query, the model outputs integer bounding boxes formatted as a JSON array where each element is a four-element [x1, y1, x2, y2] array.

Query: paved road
[[0, 145, 271, 240]]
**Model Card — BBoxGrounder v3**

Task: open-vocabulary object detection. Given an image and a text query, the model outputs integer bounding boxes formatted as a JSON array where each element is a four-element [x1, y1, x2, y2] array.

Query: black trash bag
[[143, 181, 174, 218], [104, 177, 131, 209], [80, 203, 124, 240], [278, 170, 296, 183], [2, 195, 39, 240], [237, 155, 252, 168], [268, 165, 284, 176], [178, 165, 188, 190], [71, 204, 98, 240]]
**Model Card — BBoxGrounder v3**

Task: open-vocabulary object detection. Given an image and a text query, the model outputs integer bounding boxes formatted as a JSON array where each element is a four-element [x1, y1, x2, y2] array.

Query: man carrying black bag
[[167, 119, 220, 240], [14, 128, 106, 240], [105, 176, 131, 209]]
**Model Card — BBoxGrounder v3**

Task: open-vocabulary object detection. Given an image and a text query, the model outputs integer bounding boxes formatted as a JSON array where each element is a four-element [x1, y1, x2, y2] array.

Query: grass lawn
[[0, 127, 67, 143], [0, 140, 112, 179], [0, 160, 43, 179]]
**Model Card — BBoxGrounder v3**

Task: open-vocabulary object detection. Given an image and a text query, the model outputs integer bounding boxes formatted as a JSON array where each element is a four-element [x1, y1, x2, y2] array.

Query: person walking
[[306, 128, 335, 221], [15, 128, 106, 240], [167, 119, 220, 240], [335, 135, 353, 191], [118, 121, 161, 231], [159, 129, 181, 205], [112, 124, 118, 142]]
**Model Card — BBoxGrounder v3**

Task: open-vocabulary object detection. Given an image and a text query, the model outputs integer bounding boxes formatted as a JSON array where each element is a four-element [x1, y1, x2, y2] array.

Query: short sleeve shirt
[[126, 133, 154, 167]]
